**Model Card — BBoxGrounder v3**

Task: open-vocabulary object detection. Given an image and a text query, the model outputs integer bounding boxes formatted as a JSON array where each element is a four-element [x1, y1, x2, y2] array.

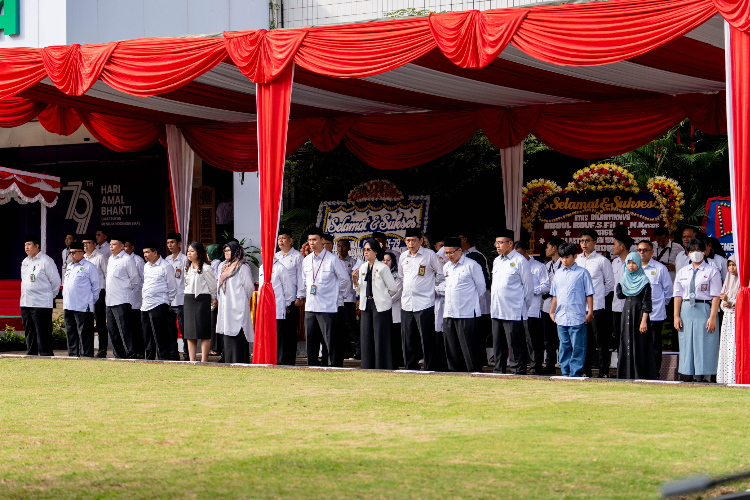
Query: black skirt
[[183, 293, 212, 340]]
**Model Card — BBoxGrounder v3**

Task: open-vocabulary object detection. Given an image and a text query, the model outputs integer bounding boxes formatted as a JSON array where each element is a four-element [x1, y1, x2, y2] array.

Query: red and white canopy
[[0, 167, 61, 208]]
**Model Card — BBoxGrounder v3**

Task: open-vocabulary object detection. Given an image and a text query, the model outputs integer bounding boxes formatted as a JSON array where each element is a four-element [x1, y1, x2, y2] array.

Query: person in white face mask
[[672, 237, 722, 382]]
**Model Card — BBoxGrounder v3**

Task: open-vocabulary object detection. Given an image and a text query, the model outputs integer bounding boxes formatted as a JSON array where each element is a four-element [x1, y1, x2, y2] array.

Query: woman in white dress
[[717, 255, 739, 384], [216, 241, 255, 364]]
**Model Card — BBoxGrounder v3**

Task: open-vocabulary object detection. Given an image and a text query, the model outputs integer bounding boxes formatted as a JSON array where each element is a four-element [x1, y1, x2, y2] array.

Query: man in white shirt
[[610, 234, 632, 363], [515, 240, 550, 375], [276, 228, 304, 366], [440, 237, 486, 372], [166, 232, 188, 361], [638, 240, 673, 378], [399, 228, 447, 371], [95, 228, 112, 260], [141, 241, 178, 361], [653, 227, 684, 283], [61, 232, 77, 279], [488, 230, 532, 374], [20, 235, 61, 356], [337, 239, 359, 360], [62, 242, 100, 357], [82, 234, 108, 357], [124, 236, 146, 357], [259, 256, 294, 363], [105, 235, 141, 359], [461, 232, 491, 368], [575, 228, 615, 378], [541, 236, 564, 374], [298, 228, 349, 367], [675, 227, 697, 274]]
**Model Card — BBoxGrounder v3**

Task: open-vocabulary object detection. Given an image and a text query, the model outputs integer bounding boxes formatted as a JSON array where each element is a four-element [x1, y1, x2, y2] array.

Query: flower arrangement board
[[702, 196, 733, 257], [316, 183, 429, 260], [523, 164, 684, 254]]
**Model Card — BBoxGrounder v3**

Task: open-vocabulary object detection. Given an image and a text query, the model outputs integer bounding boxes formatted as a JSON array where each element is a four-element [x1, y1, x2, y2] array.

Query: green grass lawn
[[1, 358, 750, 500]]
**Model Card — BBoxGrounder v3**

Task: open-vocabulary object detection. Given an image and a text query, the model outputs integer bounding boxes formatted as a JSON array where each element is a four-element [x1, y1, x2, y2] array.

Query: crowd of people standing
[[18, 222, 740, 383]]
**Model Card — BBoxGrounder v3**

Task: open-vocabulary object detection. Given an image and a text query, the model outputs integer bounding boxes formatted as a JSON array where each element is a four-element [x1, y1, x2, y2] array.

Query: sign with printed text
[[703, 196, 733, 257], [534, 191, 662, 253], [317, 196, 430, 260]]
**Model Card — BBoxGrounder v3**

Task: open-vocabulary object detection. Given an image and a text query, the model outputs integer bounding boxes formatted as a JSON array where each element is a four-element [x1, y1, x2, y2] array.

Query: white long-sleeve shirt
[[96, 242, 112, 260], [275, 248, 304, 300], [129, 253, 145, 310], [642, 259, 673, 322], [185, 263, 218, 299], [527, 257, 550, 319], [300, 249, 349, 313], [465, 246, 491, 315], [166, 253, 188, 307], [709, 254, 728, 281], [575, 251, 614, 312], [20, 252, 61, 308], [61, 247, 73, 276], [141, 257, 178, 312], [489, 250, 533, 321], [259, 259, 293, 320], [216, 264, 255, 341], [338, 255, 358, 303], [541, 258, 562, 314], [399, 247, 444, 312], [62, 258, 100, 313], [84, 250, 107, 292], [442, 255, 486, 319], [105, 251, 140, 307], [654, 240, 684, 285], [611, 255, 626, 313]]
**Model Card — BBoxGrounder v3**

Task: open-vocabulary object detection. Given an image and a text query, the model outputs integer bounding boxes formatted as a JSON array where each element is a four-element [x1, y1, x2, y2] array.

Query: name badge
[[175, 269, 181, 279], [418, 265, 426, 276], [701, 284, 708, 292], [310, 284, 317, 295], [30, 274, 35, 282]]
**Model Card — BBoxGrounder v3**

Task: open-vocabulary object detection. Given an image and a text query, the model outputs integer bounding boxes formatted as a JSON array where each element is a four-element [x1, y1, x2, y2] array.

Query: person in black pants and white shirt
[[82, 234, 108, 357], [141, 241, 178, 360], [541, 236, 564, 374], [166, 232, 188, 361], [105, 235, 141, 359], [399, 228, 446, 371], [62, 242, 100, 357], [515, 240, 550, 375], [123, 236, 145, 356], [298, 228, 349, 367], [259, 256, 294, 363], [20, 235, 61, 356], [354, 238, 398, 369]]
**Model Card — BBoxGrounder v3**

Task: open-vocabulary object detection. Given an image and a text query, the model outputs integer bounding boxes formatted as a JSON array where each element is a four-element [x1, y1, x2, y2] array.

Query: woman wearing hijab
[[717, 255, 739, 384], [353, 238, 398, 369], [383, 251, 404, 368], [616, 251, 656, 379], [216, 241, 255, 363], [207, 243, 224, 357], [183, 241, 217, 362]]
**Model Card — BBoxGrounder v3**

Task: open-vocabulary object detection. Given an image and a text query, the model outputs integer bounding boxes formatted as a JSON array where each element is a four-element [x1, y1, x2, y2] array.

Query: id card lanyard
[[310, 249, 327, 295]]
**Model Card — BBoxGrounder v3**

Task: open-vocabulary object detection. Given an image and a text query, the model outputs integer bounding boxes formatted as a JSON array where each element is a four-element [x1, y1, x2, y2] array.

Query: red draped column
[[252, 63, 295, 365], [726, 21, 750, 384]]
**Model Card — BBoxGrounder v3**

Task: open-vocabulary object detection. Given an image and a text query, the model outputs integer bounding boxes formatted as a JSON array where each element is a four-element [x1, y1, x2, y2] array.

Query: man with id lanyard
[[298, 227, 349, 367], [20, 235, 61, 356]]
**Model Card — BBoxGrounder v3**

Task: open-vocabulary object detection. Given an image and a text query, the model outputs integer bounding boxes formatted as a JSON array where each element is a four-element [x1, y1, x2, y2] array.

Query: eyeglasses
[[363, 247, 373, 253], [636, 248, 651, 253], [580, 238, 594, 244], [495, 239, 512, 245], [445, 250, 459, 256]]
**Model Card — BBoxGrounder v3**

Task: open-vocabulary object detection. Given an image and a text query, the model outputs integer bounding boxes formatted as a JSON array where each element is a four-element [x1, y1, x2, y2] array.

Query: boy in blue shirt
[[549, 243, 595, 377]]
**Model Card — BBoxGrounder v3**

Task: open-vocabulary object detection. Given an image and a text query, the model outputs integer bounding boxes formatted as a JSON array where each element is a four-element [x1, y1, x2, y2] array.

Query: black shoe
[[597, 371, 608, 378], [96, 351, 107, 358], [182, 354, 190, 361]]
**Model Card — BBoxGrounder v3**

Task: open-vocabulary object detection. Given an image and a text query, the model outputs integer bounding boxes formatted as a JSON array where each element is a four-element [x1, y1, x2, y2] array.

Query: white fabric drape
[[726, 21, 740, 280], [500, 141, 524, 240], [166, 125, 195, 250]]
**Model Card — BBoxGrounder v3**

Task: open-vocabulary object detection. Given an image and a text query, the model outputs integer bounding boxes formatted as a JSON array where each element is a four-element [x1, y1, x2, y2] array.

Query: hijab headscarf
[[721, 254, 740, 305], [219, 241, 245, 293], [620, 251, 650, 297], [207, 244, 223, 263]]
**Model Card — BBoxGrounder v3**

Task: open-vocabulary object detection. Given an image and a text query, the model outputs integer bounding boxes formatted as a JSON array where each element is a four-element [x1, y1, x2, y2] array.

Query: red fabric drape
[[78, 112, 165, 152], [37, 104, 83, 136], [225, 29, 307, 84], [714, 0, 750, 31], [303, 116, 358, 152], [0, 97, 47, 128], [0, 177, 58, 203], [0, 48, 46, 100], [40, 43, 118, 96], [477, 106, 542, 149], [678, 92, 727, 135], [253, 63, 295, 365], [729, 26, 750, 384]]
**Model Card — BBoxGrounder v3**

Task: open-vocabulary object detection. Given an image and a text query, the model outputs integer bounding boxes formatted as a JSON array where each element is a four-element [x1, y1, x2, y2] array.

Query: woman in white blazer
[[353, 238, 398, 369]]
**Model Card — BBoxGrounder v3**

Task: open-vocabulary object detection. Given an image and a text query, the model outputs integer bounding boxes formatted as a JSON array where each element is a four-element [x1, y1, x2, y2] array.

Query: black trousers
[[224, 330, 250, 364], [443, 317, 480, 372], [20, 307, 53, 356], [493, 319, 527, 374], [338, 302, 358, 358], [391, 322, 404, 368], [167, 305, 184, 361], [477, 314, 491, 367], [210, 307, 223, 354], [360, 299, 394, 370], [141, 304, 172, 360], [584, 309, 610, 377], [305, 311, 339, 367], [94, 289, 107, 353], [130, 308, 144, 358], [542, 312, 559, 371], [525, 317, 545, 374], [402, 307, 446, 371], [651, 319, 665, 378], [106, 303, 135, 359], [277, 305, 298, 365], [63, 309, 94, 357]]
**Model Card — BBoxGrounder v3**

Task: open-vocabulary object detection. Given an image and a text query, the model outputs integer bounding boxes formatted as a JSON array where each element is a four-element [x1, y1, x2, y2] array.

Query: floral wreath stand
[[0, 167, 62, 254]]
